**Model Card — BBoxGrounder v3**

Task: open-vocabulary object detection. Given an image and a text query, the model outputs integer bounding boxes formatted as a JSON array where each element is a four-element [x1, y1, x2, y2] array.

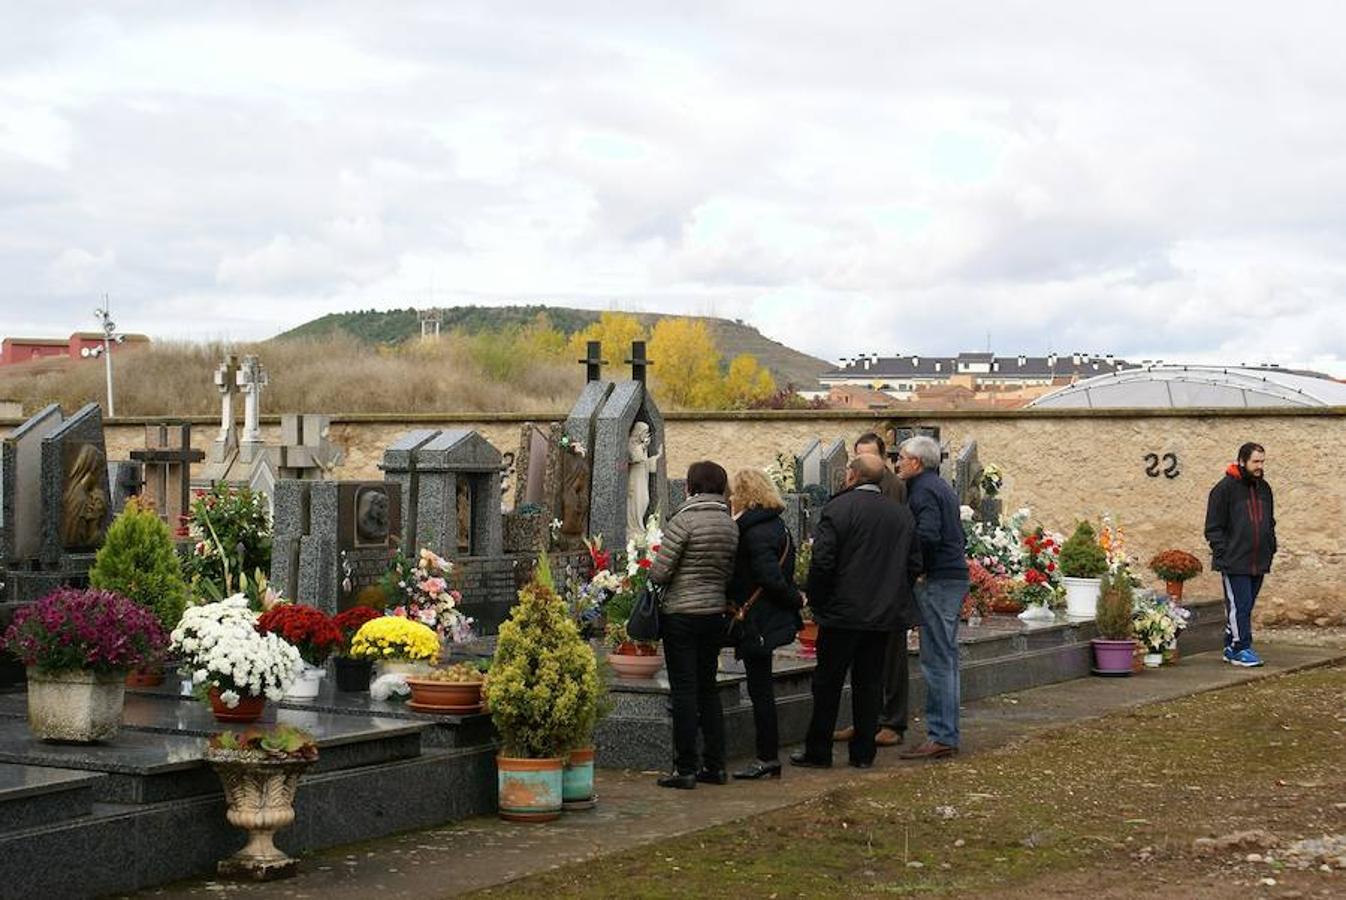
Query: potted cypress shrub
[[1091, 570, 1137, 676], [1059, 521, 1109, 620], [88, 498, 190, 686], [1, 588, 168, 741], [486, 554, 602, 822]]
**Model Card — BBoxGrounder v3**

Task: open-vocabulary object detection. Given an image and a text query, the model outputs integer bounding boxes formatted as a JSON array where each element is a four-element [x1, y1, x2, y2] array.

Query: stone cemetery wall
[[37, 407, 1344, 625]]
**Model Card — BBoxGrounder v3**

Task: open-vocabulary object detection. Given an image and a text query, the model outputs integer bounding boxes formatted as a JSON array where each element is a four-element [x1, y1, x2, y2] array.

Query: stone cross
[[213, 355, 239, 445], [236, 355, 268, 446], [579, 341, 607, 383], [626, 341, 651, 385]]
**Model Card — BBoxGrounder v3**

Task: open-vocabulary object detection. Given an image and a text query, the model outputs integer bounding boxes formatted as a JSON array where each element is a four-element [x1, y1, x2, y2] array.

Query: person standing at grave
[[1205, 442, 1276, 668], [791, 454, 922, 769], [895, 435, 969, 761], [649, 461, 739, 789], [834, 432, 912, 749], [726, 468, 804, 780]]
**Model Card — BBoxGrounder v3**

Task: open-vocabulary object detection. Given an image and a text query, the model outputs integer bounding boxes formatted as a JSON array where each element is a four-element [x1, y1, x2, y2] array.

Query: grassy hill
[[274, 305, 831, 389]]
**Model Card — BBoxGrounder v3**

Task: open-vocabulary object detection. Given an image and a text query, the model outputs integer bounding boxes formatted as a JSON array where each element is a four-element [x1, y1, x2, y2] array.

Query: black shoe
[[695, 768, 728, 785], [657, 772, 697, 790], [732, 760, 783, 780], [849, 759, 874, 769], [788, 750, 832, 769]]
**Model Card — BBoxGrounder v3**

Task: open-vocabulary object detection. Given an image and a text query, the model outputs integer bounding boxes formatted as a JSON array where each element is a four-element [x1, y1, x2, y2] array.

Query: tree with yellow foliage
[[568, 312, 646, 364], [647, 318, 726, 409], [723, 353, 777, 408]]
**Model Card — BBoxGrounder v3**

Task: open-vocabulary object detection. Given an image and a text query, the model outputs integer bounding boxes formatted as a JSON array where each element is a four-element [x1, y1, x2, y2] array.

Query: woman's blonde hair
[[730, 468, 785, 513]]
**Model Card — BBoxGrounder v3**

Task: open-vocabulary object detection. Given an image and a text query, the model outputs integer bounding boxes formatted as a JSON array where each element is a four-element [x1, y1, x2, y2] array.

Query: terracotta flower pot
[[1165, 580, 1184, 602], [404, 677, 484, 714], [497, 755, 565, 822], [607, 649, 664, 679], [125, 668, 166, 689], [797, 621, 819, 658], [209, 688, 267, 723]]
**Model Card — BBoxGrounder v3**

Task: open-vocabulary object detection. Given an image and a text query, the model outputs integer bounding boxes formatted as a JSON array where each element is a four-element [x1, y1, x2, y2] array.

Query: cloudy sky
[[3, 2, 1346, 373]]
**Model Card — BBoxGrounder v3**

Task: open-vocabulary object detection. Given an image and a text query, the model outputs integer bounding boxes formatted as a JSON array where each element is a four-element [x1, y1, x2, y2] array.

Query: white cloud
[[1, 2, 1345, 376]]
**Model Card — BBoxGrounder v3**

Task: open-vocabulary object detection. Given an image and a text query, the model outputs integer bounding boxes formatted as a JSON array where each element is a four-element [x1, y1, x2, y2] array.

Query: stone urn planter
[[563, 747, 597, 811], [27, 669, 127, 742], [497, 755, 565, 822], [206, 751, 316, 880], [1062, 576, 1102, 620], [607, 645, 663, 679]]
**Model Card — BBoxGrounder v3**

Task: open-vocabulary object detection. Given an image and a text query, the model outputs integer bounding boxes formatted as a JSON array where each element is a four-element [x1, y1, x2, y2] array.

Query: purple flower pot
[[1091, 639, 1137, 676]]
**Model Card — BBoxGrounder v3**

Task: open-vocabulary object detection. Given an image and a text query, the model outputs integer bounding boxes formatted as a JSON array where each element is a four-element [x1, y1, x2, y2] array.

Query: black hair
[[1237, 442, 1265, 465], [854, 432, 886, 456], [687, 460, 729, 496]]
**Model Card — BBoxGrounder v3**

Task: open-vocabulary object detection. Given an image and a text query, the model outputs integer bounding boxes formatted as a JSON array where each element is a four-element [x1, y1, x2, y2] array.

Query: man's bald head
[[847, 453, 886, 485]]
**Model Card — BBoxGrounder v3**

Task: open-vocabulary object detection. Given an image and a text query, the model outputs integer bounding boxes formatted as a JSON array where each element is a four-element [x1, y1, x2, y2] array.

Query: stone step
[[0, 762, 103, 833]]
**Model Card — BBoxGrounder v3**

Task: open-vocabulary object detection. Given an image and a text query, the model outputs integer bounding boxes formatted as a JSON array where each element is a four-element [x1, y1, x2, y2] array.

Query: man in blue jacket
[[895, 435, 968, 760], [1205, 442, 1277, 668]]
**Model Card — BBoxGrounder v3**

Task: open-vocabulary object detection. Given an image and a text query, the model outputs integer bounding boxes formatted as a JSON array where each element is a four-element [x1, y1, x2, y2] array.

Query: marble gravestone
[[955, 440, 982, 510], [819, 439, 848, 498], [107, 461, 143, 516], [558, 380, 610, 550], [0, 404, 63, 569], [271, 480, 401, 613], [512, 422, 563, 518], [796, 439, 823, 489], [589, 379, 669, 549], [380, 429, 502, 561], [40, 403, 112, 568]]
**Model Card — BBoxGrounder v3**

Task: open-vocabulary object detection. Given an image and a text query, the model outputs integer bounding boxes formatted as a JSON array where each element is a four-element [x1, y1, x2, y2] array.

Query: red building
[[0, 332, 149, 367]]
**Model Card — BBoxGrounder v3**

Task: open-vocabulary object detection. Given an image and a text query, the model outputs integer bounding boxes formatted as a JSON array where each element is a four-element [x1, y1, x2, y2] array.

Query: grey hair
[[899, 435, 941, 470]]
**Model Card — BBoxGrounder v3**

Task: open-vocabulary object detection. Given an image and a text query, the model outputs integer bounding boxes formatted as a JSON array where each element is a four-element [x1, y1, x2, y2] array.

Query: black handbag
[[725, 534, 795, 651], [625, 582, 662, 642]]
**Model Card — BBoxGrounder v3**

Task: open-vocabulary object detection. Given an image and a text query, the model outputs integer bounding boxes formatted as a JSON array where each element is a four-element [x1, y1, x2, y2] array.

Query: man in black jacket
[[792, 454, 923, 769], [1205, 442, 1277, 668]]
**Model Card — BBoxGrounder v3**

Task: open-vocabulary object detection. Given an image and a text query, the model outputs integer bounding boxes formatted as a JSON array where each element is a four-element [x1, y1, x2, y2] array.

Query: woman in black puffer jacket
[[726, 468, 802, 780]]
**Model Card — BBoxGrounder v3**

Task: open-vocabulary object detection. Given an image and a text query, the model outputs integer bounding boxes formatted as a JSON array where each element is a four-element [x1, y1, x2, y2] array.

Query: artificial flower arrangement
[[566, 536, 625, 636], [256, 603, 342, 668], [963, 506, 1030, 579], [1098, 515, 1142, 587], [979, 463, 1004, 497], [347, 616, 441, 662], [332, 605, 384, 656], [599, 517, 663, 652], [382, 547, 475, 644], [171, 595, 303, 708], [1017, 525, 1063, 608], [1133, 598, 1181, 654], [1148, 549, 1204, 583], [2, 587, 168, 674], [962, 559, 1008, 621]]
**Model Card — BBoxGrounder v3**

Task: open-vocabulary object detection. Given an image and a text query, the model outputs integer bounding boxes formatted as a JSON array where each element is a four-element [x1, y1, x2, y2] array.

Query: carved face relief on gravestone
[[354, 485, 391, 547], [61, 442, 109, 550]]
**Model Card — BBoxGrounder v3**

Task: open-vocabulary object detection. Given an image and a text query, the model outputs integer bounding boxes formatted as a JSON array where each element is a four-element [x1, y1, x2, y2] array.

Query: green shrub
[[1095, 570, 1135, 640], [1058, 521, 1108, 579], [486, 553, 604, 758], [89, 498, 190, 630]]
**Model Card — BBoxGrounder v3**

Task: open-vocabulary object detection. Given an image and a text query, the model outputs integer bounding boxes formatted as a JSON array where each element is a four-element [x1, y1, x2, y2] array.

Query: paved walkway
[[133, 643, 1346, 899]]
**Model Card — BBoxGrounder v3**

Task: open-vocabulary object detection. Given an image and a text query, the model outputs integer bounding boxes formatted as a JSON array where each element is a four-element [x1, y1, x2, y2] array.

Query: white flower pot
[[1143, 652, 1163, 668], [27, 669, 126, 742], [1063, 576, 1102, 620], [1017, 604, 1055, 623], [283, 665, 325, 700]]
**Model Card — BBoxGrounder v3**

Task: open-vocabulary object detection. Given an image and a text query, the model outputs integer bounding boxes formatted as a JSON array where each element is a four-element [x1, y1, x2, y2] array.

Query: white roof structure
[[1029, 365, 1346, 409]]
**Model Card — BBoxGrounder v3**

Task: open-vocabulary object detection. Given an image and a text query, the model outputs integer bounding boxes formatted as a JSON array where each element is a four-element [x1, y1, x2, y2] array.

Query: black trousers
[[879, 624, 910, 732], [662, 612, 726, 775], [803, 626, 887, 765], [741, 653, 779, 762]]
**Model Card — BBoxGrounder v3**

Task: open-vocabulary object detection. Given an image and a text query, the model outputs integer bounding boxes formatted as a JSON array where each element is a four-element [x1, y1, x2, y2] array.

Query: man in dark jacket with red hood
[[792, 453, 923, 769], [1205, 442, 1277, 668]]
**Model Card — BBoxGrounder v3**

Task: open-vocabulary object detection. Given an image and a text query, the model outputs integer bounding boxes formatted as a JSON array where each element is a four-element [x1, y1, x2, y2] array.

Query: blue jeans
[[916, 578, 967, 748], [1221, 574, 1264, 652]]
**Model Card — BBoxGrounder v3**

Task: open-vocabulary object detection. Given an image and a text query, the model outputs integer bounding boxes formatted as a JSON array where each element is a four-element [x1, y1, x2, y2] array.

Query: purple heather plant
[[1, 587, 169, 674]]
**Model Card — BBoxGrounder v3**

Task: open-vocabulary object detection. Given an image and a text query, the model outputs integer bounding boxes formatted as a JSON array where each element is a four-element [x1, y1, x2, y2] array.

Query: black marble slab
[[0, 762, 102, 832]]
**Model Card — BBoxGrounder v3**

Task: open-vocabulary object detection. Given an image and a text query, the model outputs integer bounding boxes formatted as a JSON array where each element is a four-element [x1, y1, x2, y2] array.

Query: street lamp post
[[94, 298, 119, 417]]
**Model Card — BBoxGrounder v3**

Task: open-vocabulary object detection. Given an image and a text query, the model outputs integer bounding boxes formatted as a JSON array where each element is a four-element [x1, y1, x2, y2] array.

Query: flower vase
[[209, 688, 267, 723], [1165, 580, 1184, 602], [283, 665, 325, 701], [1017, 604, 1055, 623], [1143, 652, 1163, 668]]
